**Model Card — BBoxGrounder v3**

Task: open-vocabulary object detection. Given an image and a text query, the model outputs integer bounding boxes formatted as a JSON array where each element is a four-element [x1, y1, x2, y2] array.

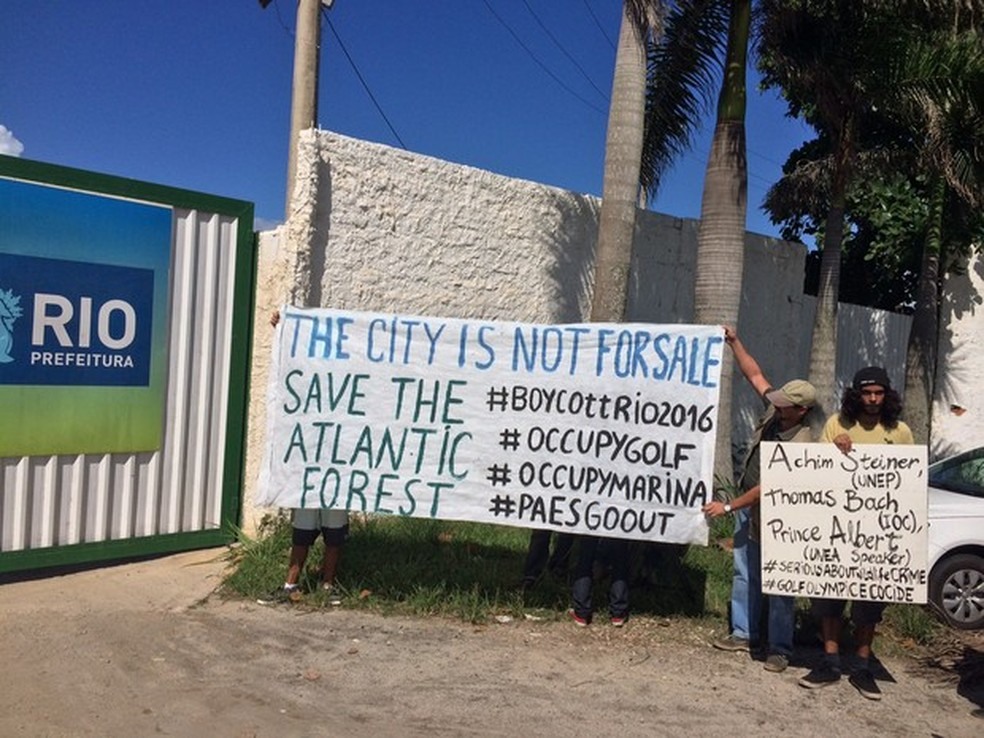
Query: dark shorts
[[810, 598, 887, 626], [291, 508, 349, 547]]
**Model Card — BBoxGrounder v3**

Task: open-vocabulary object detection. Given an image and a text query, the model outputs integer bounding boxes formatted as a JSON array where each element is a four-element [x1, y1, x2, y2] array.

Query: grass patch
[[880, 603, 945, 650], [223, 512, 298, 592], [223, 515, 732, 624], [223, 513, 953, 661]]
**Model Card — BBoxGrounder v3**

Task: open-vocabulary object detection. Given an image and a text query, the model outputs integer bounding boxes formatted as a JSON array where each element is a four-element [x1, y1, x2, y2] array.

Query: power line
[[747, 147, 787, 169], [521, 2, 788, 175], [675, 149, 777, 190], [322, 8, 407, 149], [520, 0, 609, 105], [267, 0, 293, 38], [581, 0, 616, 50], [479, 0, 607, 116], [572, 2, 793, 175], [303, 1, 785, 193]]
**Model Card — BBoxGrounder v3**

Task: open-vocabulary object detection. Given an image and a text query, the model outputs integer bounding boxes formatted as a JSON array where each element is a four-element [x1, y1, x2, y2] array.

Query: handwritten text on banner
[[258, 307, 724, 544], [760, 442, 928, 604]]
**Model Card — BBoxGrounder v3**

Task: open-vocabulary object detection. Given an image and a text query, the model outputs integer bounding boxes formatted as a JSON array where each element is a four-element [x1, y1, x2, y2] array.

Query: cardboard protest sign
[[258, 307, 724, 544], [760, 442, 928, 604]]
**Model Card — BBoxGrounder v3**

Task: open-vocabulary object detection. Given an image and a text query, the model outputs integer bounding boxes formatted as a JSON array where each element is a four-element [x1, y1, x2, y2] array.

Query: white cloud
[[0, 125, 24, 157], [254, 216, 284, 232]]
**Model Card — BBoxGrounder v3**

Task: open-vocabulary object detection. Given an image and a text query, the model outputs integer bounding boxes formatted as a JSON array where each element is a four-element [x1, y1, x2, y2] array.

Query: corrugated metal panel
[[834, 302, 912, 397], [730, 297, 912, 466], [0, 208, 239, 552], [798, 297, 913, 399]]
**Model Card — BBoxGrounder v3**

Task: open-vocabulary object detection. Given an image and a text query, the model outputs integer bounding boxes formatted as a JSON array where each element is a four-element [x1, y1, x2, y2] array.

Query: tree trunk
[[807, 198, 842, 424], [808, 121, 854, 425], [590, 3, 648, 323], [904, 176, 945, 445], [694, 0, 749, 484]]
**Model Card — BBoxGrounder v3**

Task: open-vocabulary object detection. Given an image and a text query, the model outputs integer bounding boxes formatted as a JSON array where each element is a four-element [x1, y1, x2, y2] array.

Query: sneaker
[[611, 615, 628, 628], [764, 653, 789, 673], [798, 664, 841, 689], [712, 634, 751, 652], [256, 585, 302, 606], [569, 609, 589, 627], [321, 582, 343, 606], [849, 669, 882, 701]]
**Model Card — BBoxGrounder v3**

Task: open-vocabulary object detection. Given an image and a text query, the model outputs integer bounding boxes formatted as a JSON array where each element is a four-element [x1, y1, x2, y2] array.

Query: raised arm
[[724, 326, 770, 398]]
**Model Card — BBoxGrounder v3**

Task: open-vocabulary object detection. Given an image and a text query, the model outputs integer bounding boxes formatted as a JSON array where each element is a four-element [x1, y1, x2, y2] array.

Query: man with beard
[[798, 366, 914, 700], [704, 327, 815, 673]]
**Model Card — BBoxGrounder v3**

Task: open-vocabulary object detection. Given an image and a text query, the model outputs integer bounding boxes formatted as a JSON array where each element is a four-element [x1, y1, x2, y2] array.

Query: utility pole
[[284, 0, 325, 216], [262, 0, 334, 215]]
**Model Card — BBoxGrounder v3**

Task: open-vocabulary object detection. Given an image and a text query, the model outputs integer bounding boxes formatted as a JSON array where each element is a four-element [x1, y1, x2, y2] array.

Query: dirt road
[[0, 548, 981, 737]]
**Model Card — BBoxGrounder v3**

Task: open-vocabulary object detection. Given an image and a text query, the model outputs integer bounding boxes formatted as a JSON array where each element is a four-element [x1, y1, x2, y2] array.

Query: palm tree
[[757, 1, 901, 416], [888, 26, 984, 442], [692, 0, 751, 480], [590, 0, 662, 324], [639, 0, 749, 481]]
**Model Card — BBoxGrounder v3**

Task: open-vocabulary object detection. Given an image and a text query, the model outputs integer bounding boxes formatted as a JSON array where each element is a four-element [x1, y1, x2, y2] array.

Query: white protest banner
[[760, 442, 928, 604], [257, 307, 724, 544]]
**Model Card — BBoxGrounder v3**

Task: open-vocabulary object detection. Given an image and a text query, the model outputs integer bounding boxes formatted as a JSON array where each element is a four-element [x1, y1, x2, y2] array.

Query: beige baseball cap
[[766, 379, 817, 408]]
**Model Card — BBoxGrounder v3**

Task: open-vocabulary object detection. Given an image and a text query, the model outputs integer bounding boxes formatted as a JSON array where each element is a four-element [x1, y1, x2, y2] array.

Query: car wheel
[[929, 553, 984, 630]]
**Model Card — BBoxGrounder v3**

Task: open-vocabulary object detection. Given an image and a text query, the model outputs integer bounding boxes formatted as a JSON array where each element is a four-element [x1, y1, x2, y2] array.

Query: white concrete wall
[[241, 130, 923, 531], [932, 252, 984, 460]]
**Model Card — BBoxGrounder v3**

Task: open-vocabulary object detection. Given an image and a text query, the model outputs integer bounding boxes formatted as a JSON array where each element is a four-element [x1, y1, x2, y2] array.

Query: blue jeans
[[571, 536, 629, 620], [767, 593, 795, 657], [730, 509, 794, 656]]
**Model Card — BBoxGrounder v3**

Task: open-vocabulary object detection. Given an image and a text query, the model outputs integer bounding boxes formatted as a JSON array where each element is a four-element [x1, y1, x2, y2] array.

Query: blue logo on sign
[[0, 253, 154, 386], [0, 287, 24, 363]]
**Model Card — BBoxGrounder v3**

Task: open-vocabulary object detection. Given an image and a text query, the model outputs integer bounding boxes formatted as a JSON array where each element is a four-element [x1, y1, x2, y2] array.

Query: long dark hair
[[840, 387, 903, 428]]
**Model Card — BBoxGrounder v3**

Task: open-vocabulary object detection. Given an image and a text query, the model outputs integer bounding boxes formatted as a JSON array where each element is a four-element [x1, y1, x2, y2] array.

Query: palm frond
[[624, 0, 666, 36], [640, 0, 731, 201], [882, 30, 984, 206]]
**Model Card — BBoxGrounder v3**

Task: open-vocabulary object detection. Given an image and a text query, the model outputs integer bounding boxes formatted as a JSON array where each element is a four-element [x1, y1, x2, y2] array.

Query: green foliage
[[223, 511, 297, 594], [800, 172, 926, 311], [881, 603, 943, 647], [640, 0, 731, 201], [761, 2, 984, 312], [784, 160, 984, 311], [757, 0, 900, 134]]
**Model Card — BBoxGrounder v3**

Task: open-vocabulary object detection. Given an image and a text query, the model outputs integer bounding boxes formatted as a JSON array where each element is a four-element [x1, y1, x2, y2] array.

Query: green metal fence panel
[[0, 155, 256, 573]]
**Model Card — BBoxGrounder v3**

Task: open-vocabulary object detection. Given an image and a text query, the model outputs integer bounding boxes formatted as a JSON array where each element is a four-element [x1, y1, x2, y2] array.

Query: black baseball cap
[[852, 366, 891, 391]]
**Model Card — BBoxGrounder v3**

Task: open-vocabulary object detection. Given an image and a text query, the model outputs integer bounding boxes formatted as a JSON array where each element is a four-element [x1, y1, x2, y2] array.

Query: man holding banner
[[703, 327, 816, 673], [798, 367, 914, 700]]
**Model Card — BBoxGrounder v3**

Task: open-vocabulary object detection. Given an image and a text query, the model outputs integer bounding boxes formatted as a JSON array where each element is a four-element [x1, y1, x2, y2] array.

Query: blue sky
[[1, 1, 814, 237]]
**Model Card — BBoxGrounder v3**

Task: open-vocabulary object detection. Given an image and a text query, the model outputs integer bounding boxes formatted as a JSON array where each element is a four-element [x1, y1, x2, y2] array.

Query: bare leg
[[798, 612, 845, 688], [320, 545, 342, 586], [854, 623, 875, 660], [286, 545, 310, 586], [821, 615, 841, 658]]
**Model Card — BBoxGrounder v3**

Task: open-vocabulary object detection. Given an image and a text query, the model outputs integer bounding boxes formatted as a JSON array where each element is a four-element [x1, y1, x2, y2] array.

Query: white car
[[927, 446, 984, 629]]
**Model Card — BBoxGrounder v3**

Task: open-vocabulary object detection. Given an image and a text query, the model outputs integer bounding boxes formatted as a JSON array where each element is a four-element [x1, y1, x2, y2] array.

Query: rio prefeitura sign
[[0, 177, 171, 457]]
